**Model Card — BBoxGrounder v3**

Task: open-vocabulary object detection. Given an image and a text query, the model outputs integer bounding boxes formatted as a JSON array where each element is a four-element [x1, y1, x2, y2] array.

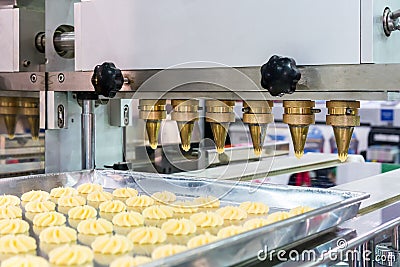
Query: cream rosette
[[187, 233, 219, 249], [189, 212, 224, 235], [127, 226, 167, 256], [48, 244, 94, 266], [151, 244, 187, 260], [125, 195, 154, 213]]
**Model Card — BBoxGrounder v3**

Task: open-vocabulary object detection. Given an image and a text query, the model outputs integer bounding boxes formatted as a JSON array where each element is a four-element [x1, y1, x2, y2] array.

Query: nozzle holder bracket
[[138, 99, 167, 121], [171, 99, 199, 122], [326, 101, 360, 127], [205, 100, 235, 123], [243, 101, 274, 125], [283, 100, 316, 126]]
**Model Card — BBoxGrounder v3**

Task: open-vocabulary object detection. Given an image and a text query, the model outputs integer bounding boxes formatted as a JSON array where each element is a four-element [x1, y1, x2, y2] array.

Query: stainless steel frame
[[45, 64, 400, 100]]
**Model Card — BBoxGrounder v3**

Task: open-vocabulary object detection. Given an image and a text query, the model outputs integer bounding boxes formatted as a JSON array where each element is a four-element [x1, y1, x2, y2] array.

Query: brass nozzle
[[242, 101, 273, 156], [171, 100, 199, 152], [139, 99, 167, 150], [0, 97, 18, 139], [326, 101, 360, 162], [283, 101, 316, 159], [17, 98, 40, 140], [206, 100, 235, 154]]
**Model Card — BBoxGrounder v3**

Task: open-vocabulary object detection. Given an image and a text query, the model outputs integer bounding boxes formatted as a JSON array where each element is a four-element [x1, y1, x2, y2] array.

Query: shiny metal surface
[[1, 170, 368, 267], [0, 72, 45, 91], [46, 64, 400, 100], [81, 100, 95, 170], [53, 31, 75, 53]]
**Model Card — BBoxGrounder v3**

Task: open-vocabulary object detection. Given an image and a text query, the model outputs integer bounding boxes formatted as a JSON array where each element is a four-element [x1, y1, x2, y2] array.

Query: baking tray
[[0, 170, 369, 267]]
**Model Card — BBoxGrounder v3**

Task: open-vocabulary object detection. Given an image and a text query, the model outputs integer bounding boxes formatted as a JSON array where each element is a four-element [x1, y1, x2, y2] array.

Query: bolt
[[30, 74, 37, 83], [23, 60, 31, 67], [58, 73, 65, 83]]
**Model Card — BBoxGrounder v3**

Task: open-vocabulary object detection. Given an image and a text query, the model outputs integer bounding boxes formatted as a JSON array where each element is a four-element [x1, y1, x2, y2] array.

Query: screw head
[[30, 74, 37, 83], [58, 73, 65, 83]]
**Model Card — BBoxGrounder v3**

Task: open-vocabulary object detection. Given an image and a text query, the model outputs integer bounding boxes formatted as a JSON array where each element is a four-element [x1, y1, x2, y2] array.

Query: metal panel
[[75, 0, 360, 71], [48, 64, 400, 100], [0, 9, 18, 71], [45, 0, 77, 71], [362, 0, 400, 63]]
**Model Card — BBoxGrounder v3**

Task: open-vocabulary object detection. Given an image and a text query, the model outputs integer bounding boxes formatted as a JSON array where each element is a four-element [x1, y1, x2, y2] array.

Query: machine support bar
[[81, 99, 95, 170]]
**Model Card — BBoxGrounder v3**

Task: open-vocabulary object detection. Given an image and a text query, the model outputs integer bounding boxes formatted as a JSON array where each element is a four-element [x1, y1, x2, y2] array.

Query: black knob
[[91, 62, 124, 98], [260, 55, 301, 97]]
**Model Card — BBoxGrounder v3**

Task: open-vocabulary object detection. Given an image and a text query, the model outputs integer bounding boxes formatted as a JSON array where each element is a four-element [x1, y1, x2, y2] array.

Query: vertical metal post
[[81, 100, 95, 169], [392, 226, 400, 251]]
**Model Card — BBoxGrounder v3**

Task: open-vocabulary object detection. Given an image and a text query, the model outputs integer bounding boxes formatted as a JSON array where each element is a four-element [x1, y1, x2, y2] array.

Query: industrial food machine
[[3, 0, 400, 266]]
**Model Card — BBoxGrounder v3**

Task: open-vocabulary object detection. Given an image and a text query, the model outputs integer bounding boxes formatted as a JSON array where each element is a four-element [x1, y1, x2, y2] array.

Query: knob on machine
[[91, 62, 124, 98], [261, 55, 301, 97]]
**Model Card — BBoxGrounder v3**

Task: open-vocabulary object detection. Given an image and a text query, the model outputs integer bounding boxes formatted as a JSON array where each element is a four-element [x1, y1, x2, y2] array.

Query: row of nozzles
[[0, 97, 40, 140], [139, 99, 360, 162]]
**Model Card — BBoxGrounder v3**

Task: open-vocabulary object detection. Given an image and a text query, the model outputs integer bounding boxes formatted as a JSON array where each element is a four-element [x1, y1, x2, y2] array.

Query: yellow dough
[[68, 205, 97, 220], [58, 195, 86, 207], [151, 191, 176, 203], [193, 196, 220, 208], [217, 225, 245, 238], [112, 211, 144, 227], [0, 235, 36, 254], [39, 226, 77, 244], [110, 255, 151, 267], [1, 255, 48, 267], [50, 187, 78, 198], [239, 202, 269, 215], [243, 218, 270, 230], [187, 233, 219, 248], [91, 235, 133, 255], [0, 206, 22, 219], [289, 206, 314, 217], [33, 211, 66, 227], [48, 244, 94, 266], [161, 219, 196, 236], [0, 219, 29, 235], [77, 183, 103, 194], [127, 227, 167, 245], [99, 200, 126, 213], [87, 191, 112, 202], [125, 195, 154, 208], [112, 188, 138, 198], [171, 201, 198, 216], [266, 211, 291, 223], [189, 212, 224, 228], [25, 201, 56, 213], [142, 205, 174, 220], [215, 206, 247, 221], [151, 244, 187, 260], [0, 195, 20, 207], [77, 218, 113, 235], [21, 190, 50, 202]]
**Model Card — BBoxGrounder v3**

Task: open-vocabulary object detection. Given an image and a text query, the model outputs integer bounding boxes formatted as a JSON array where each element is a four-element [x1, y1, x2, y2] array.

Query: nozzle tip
[[254, 148, 262, 157], [7, 134, 15, 140], [181, 144, 190, 152], [216, 147, 225, 154], [295, 151, 304, 159], [31, 136, 39, 141], [150, 143, 158, 150], [338, 153, 348, 162]]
